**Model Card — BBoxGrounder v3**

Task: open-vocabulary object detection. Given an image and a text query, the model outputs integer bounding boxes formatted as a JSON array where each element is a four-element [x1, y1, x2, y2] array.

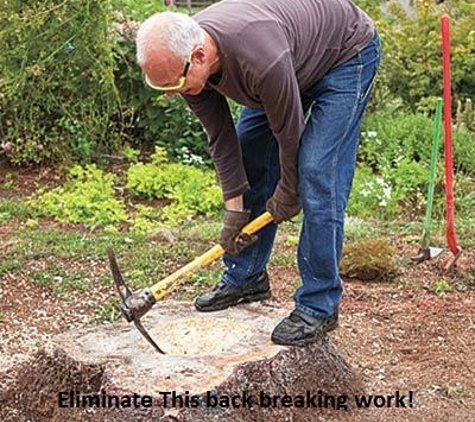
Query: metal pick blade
[[107, 248, 132, 301], [134, 320, 166, 354], [108, 248, 165, 354]]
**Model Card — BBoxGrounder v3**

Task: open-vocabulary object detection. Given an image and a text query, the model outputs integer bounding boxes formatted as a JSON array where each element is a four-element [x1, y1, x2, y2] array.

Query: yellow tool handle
[[150, 211, 274, 300]]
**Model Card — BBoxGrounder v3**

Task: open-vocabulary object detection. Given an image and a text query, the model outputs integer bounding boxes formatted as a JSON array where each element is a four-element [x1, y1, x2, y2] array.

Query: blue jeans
[[222, 33, 381, 318]]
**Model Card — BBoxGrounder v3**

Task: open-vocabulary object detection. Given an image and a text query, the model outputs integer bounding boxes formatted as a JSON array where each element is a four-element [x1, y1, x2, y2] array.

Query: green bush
[[30, 165, 128, 227], [385, 158, 431, 214], [126, 148, 222, 225], [0, 0, 120, 165], [453, 127, 475, 174], [455, 173, 475, 216], [129, 204, 162, 236], [348, 160, 432, 220], [28, 152, 223, 230], [114, 0, 166, 21], [351, 108, 475, 220], [369, 0, 475, 112], [455, 99, 475, 132], [359, 112, 435, 171], [347, 166, 397, 219], [360, 110, 475, 176]]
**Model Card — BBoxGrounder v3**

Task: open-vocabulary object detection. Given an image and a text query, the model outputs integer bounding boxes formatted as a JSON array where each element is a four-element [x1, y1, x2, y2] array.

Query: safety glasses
[[144, 60, 191, 91]]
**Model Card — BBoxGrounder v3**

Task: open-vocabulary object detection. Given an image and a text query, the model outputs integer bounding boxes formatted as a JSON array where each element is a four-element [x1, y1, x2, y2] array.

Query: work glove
[[266, 191, 301, 224], [220, 209, 258, 255]]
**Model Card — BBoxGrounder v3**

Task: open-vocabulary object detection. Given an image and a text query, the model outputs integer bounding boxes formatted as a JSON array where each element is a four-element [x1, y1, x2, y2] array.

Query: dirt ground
[[1, 165, 474, 421]]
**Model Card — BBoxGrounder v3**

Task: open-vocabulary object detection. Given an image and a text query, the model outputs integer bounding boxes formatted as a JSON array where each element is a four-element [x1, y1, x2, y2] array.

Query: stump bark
[[0, 301, 363, 422]]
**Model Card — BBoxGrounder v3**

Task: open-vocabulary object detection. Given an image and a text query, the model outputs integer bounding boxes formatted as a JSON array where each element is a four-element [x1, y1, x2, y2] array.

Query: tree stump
[[0, 301, 363, 422]]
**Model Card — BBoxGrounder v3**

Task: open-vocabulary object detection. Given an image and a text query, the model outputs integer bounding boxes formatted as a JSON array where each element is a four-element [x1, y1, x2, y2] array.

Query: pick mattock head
[[411, 246, 444, 264], [107, 248, 165, 354]]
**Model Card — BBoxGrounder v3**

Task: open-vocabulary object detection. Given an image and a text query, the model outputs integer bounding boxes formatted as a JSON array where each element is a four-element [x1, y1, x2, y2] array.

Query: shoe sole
[[194, 290, 272, 312], [271, 322, 338, 346]]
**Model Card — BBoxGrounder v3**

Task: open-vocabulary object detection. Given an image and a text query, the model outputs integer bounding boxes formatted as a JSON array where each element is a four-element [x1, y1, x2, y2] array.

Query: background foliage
[[372, 0, 475, 114], [29, 148, 222, 231], [30, 165, 128, 227], [0, 0, 120, 165], [125, 147, 222, 225], [0, 0, 474, 224]]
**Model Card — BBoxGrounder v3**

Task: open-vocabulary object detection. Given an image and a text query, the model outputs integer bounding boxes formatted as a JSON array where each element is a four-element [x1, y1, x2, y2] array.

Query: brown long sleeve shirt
[[184, 0, 374, 201]]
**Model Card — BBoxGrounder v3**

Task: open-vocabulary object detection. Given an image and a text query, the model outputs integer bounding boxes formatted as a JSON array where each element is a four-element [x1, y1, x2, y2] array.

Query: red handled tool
[[441, 15, 462, 271]]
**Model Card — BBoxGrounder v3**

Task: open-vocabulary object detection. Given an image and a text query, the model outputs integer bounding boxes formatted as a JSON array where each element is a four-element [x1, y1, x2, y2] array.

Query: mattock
[[107, 211, 274, 353]]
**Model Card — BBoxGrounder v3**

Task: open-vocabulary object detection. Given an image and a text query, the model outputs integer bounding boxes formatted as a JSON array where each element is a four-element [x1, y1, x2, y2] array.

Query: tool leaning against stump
[[107, 211, 274, 354]]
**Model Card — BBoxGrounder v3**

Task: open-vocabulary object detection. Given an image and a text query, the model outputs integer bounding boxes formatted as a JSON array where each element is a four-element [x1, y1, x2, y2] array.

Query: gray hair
[[136, 12, 206, 64]]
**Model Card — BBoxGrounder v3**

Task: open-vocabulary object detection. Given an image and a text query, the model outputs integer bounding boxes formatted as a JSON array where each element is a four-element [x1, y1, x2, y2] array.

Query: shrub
[[453, 127, 475, 175], [384, 158, 431, 216], [114, 0, 166, 21], [360, 110, 475, 177], [0, 0, 121, 165], [455, 98, 475, 133], [347, 166, 397, 219], [126, 147, 222, 226], [359, 112, 435, 171], [129, 204, 162, 236], [453, 172, 475, 218], [30, 165, 128, 227], [348, 160, 435, 220], [352, 109, 475, 220], [340, 238, 398, 281], [369, 0, 475, 112]]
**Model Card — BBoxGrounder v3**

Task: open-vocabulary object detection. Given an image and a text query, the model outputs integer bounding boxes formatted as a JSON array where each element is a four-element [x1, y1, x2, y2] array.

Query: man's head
[[136, 12, 217, 95]]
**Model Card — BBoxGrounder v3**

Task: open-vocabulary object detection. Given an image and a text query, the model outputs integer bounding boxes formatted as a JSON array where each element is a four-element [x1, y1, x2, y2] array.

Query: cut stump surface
[[1, 301, 362, 422]]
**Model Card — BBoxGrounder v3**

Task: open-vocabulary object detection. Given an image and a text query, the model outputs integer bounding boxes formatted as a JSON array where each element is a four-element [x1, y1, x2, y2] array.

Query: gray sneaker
[[271, 309, 338, 346], [194, 272, 271, 312]]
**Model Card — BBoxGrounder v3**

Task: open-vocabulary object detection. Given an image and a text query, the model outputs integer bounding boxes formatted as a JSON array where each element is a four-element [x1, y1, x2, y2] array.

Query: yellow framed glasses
[[145, 61, 191, 91]]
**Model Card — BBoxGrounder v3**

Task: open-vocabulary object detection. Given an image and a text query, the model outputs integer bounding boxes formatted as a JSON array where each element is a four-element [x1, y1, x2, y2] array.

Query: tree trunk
[[0, 301, 362, 422]]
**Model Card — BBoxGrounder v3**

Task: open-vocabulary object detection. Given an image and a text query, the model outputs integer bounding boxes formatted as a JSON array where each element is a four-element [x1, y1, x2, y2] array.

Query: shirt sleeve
[[183, 89, 250, 201], [258, 51, 305, 203]]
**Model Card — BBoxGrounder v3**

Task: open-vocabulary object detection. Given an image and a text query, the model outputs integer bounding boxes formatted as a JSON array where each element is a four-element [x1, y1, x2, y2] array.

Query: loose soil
[[1, 165, 474, 421]]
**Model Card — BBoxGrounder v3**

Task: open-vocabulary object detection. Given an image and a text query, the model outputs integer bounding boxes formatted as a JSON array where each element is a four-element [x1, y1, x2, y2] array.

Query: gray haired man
[[136, 0, 380, 346]]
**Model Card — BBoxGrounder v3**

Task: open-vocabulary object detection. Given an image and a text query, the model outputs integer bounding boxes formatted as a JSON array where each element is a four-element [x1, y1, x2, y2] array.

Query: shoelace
[[289, 311, 306, 324], [213, 282, 227, 292]]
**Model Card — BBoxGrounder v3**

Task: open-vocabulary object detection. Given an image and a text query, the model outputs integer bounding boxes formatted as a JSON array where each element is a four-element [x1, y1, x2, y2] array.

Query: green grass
[[451, 270, 475, 293], [0, 198, 36, 221], [1, 191, 474, 325], [182, 268, 222, 299], [92, 296, 121, 323], [345, 216, 384, 242], [1, 173, 15, 190], [16, 229, 127, 259], [32, 267, 90, 297], [271, 251, 295, 267], [0, 257, 21, 278], [183, 220, 221, 241], [1, 217, 219, 293]]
